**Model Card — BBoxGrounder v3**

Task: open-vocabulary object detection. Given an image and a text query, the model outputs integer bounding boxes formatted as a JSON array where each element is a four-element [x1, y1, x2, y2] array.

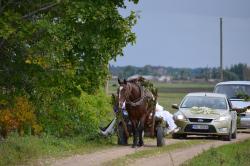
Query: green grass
[[183, 139, 250, 166], [104, 140, 208, 166], [157, 92, 185, 114], [0, 133, 116, 166], [153, 82, 214, 89]]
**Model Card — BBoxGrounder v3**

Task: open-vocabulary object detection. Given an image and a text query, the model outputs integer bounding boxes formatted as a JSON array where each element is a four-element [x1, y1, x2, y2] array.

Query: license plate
[[192, 125, 209, 130]]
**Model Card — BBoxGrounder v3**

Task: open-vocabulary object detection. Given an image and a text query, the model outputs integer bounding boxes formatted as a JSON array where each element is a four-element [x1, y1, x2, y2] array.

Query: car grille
[[184, 124, 216, 133], [188, 118, 213, 123]]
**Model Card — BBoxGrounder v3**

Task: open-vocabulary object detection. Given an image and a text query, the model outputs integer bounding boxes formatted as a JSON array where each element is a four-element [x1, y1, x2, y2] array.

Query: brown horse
[[117, 78, 156, 148]]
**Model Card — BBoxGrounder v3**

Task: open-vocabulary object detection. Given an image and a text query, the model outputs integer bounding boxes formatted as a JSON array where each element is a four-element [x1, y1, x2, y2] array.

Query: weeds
[[184, 139, 250, 166], [0, 133, 115, 166]]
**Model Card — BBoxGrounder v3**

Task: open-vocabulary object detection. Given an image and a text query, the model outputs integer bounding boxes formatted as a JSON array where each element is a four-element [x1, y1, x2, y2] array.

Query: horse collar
[[126, 85, 145, 107]]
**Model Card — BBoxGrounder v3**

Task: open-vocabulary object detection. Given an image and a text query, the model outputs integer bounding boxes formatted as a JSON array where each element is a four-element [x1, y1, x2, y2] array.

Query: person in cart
[[155, 103, 179, 134]]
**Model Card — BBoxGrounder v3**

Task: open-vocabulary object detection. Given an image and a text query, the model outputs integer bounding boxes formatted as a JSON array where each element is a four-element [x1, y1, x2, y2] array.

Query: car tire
[[232, 126, 237, 139], [223, 126, 232, 141], [181, 134, 187, 139], [172, 133, 180, 139], [172, 133, 186, 139]]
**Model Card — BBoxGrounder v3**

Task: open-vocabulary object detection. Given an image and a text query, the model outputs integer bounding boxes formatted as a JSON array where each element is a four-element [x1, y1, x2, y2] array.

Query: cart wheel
[[157, 126, 165, 147], [117, 124, 128, 145]]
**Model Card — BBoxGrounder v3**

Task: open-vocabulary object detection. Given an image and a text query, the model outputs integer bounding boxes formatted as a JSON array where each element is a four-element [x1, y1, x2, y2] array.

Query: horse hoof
[[137, 143, 144, 147]]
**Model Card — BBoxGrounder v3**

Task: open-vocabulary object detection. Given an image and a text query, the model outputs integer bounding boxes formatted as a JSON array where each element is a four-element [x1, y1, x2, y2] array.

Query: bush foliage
[[0, 96, 41, 138], [38, 91, 112, 138], [0, 91, 112, 139]]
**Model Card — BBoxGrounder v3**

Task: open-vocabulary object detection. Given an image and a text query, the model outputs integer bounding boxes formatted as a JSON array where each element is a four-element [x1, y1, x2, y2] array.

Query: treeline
[[0, 0, 138, 139], [110, 63, 250, 81]]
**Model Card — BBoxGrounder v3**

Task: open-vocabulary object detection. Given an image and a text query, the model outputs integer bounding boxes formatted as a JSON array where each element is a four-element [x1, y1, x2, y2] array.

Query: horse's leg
[[131, 120, 138, 148], [138, 115, 146, 147], [149, 101, 156, 137]]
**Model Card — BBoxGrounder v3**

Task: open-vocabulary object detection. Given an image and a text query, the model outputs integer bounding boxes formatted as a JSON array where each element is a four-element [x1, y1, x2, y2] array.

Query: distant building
[[127, 74, 173, 82], [158, 76, 172, 82], [127, 74, 141, 80], [127, 75, 156, 81], [142, 75, 155, 81]]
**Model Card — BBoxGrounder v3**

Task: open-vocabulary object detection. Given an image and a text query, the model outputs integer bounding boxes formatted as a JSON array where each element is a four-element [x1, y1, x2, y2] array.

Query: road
[[52, 132, 250, 166]]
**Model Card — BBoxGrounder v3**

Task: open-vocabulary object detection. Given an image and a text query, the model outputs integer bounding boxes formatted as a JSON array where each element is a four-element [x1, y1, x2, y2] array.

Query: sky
[[110, 0, 250, 68]]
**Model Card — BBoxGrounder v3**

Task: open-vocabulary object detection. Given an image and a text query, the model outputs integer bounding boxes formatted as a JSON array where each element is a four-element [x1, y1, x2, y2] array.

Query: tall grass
[[0, 133, 115, 166]]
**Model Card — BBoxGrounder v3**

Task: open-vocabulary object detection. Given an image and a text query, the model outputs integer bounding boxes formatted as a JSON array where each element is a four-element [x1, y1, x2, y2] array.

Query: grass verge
[[104, 139, 208, 166], [183, 139, 250, 166], [0, 133, 115, 166]]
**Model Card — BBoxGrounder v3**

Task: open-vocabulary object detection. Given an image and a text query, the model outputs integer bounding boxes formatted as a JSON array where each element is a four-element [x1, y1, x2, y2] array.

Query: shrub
[[0, 108, 18, 138], [38, 90, 112, 139], [14, 97, 42, 136], [0, 97, 42, 138]]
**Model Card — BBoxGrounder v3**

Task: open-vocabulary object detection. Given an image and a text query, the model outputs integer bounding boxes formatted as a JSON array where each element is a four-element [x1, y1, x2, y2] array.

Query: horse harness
[[125, 83, 155, 107]]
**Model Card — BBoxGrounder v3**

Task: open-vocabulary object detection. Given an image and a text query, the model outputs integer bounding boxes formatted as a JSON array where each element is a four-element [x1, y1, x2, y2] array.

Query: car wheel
[[223, 126, 232, 141], [181, 134, 187, 139], [232, 126, 237, 139], [172, 133, 186, 139], [172, 133, 180, 139]]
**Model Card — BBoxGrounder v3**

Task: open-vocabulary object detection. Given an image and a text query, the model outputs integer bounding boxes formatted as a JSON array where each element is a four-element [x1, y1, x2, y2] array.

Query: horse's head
[[117, 78, 130, 108]]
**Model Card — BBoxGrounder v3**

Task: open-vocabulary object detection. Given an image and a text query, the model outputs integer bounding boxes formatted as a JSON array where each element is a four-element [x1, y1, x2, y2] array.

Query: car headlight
[[175, 114, 186, 121], [216, 116, 229, 121]]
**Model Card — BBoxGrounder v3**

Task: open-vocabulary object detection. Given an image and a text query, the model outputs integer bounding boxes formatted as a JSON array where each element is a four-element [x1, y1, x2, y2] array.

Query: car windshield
[[214, 84, 250, 99], [180, 96, 227, 110]]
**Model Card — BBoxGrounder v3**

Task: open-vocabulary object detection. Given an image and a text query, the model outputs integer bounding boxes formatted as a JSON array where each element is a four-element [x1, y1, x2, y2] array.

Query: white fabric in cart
[[155, 103, 177, 130]]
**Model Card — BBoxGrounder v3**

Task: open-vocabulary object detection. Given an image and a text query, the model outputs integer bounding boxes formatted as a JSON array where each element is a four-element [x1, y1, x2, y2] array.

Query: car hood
[[179, 107, 228, 119], [230, 99, 250, 109]]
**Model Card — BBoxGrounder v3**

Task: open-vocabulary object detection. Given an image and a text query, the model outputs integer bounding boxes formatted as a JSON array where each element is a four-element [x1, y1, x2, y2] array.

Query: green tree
[[0, 0, 138, 96], [229, 63, 247, 80], [223, 70, 239, 81], [0, 0, 139, 137], [243, 66, 250, 80]]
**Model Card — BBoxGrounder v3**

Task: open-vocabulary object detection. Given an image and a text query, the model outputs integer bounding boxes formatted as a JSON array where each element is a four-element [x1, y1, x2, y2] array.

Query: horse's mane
[[127, 76, 158, 100]]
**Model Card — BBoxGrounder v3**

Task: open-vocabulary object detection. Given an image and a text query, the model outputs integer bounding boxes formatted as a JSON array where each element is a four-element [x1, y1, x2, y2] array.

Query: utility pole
[[220, 17, 223, 81]]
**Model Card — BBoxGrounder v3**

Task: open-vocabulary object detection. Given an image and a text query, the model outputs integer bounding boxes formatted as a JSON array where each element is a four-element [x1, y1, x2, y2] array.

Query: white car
[[214, 81, 250, 128], [172, 93, 237, 141]]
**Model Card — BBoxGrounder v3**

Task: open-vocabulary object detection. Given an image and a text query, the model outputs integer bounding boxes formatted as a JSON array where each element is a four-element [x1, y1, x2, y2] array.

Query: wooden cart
[[116, 111, 166, 147]]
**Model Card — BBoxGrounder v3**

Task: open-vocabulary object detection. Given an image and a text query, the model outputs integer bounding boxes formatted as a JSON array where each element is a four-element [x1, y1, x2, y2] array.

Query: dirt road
[[52, 133, 250, 166]]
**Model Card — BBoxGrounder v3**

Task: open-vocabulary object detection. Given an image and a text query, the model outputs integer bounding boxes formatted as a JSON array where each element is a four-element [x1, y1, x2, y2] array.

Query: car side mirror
[[230, 108, 235, 112], [231, 108, 247, 114], [172, 104, 179, 109]]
